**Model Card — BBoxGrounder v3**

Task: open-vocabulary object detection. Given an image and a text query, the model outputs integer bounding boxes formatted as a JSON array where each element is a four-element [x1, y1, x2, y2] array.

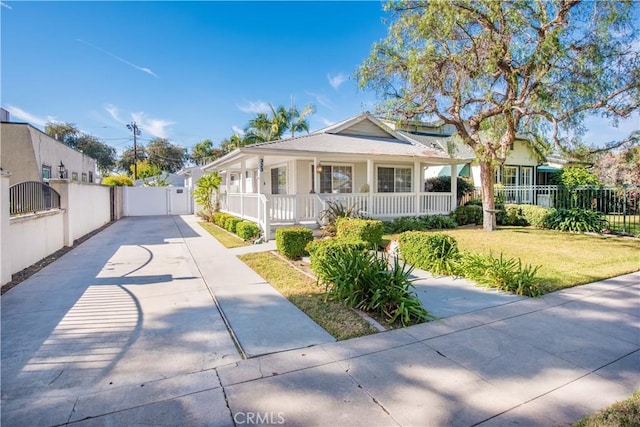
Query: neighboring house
[[383, 118, 576, 206], [202, 113, 473, 239], [177, 166, 205, 189], [0, 120, 97, 186]]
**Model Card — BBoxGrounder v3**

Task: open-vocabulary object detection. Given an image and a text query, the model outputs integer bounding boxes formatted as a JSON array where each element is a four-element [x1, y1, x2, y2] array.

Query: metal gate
[[123, 187, 192, 216]]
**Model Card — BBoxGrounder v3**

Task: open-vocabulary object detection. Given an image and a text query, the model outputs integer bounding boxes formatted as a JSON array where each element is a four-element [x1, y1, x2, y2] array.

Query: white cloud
[[131, 112, 174, 138], [306, 91, 334, 110], [236, 100, 271, 114], [77, 39, 158, 78], [1, 2, 12, 10], [318, 116, 336, 127], [5, 105, 57, 127], [231, 125, 245, 136], [105, 104, 173, 138], [327, 72, 348, 90]]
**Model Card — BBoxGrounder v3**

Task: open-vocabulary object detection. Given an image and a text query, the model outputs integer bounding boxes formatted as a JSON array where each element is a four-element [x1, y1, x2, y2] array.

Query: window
[[503, 166, 517, 186], [270, 166, 287, 195], [71, 172, 78, 181], [377, 167, 412, 193], [82, 173, 87, 182], [42, 165, 52, 181], [318, 165, 352, 193]]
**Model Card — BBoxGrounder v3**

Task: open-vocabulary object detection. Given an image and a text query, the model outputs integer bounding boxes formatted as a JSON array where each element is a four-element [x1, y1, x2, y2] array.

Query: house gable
[[332, 119, 396, 139]]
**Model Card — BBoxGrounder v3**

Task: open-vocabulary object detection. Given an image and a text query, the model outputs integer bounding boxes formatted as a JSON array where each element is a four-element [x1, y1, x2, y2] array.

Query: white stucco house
[[202, 113, 474, 239]]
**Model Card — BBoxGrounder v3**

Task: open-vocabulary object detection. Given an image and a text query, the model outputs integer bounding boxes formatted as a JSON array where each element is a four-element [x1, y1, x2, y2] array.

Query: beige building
[[0, 121, 97, 186]]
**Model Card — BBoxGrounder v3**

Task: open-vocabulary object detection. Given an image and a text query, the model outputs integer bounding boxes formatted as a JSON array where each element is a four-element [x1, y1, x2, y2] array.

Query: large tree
[[358, 0, 639, 230], [146, 137, 187, 173], [45, 122, 117, 175], [191, 139, 224, 165], [243, 102, 316, 144]]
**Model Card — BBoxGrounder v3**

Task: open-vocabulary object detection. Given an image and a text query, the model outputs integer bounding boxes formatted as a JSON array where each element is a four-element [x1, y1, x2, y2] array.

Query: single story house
[[202, 113, 474, 239], [1, 118, 97, 186]]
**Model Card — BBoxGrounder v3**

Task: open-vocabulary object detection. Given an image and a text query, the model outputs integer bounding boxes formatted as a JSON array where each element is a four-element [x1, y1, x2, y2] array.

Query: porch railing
[[9, 181, 61, 216]]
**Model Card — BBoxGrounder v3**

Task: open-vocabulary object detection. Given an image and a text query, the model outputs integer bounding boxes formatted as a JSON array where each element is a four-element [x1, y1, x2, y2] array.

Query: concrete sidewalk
[[1, 215, 638, 426]]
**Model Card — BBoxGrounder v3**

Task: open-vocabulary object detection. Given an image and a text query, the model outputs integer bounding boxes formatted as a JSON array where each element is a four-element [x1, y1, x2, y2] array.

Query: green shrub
[[102, 174, 134, 186], [336, 218, 384, 247], [310, 241, 430, 326], [425, 215, 457, 230], [236, 221, 261, 241], [498, 205, 528, 226], [212, 212, 232, 228], [453, 205, 483, 226], [398, 232, 460, 276], [319, 200, 362, 237], [307, 238, 367, 278], [383, 215, 457, 233], [424, 176, 475, 201], [544, 208, 608, 233], [458, 252, 542, 297], [275, 227, 314, 259], [224, 217, 242, 233], [519, 205, 550, 228]]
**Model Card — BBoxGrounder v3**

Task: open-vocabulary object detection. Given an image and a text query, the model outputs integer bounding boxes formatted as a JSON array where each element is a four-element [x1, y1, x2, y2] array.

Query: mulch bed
[[1, 221, 116, 295]]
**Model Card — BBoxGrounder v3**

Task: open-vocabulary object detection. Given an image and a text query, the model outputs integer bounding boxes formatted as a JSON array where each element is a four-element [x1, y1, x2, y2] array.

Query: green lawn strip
[[198, 222, 250, 248], [238, 252, 378, 340], [384, 227, 640, 293], [573, 391, 640, 427]]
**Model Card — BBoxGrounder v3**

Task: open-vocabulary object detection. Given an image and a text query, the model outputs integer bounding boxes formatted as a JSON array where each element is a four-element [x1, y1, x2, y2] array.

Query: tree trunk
[[479, 160, 496, 231]]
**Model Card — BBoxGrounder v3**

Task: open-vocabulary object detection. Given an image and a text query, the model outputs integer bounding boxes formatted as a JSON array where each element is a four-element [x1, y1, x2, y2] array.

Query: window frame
[[376, 165, 413, 193], [316, 163, 354, 194]]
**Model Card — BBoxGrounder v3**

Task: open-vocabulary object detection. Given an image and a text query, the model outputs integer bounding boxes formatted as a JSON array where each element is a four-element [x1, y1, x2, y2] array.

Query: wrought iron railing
[[9, 181, 61, 216]]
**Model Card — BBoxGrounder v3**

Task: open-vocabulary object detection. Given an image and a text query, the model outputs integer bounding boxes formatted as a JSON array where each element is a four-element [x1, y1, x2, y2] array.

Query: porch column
[[240, 160, 246, 218], [450, 164, 458, 212], [313, 157, 320, 194], [257, 158, 263, 195], [414, 161, 421, 216], [367, 159, 374, 215]]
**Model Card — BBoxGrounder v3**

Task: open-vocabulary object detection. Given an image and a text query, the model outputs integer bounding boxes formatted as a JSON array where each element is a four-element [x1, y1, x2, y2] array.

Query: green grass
[[239, 252, 378, 340], [573, 392, 640, 427], [385, 227, 640, 293], [198, 222, 250, 248]]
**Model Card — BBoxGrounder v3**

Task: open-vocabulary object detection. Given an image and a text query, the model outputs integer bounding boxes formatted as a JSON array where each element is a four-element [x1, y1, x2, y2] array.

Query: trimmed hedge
[[336, 218, 384, 247], [498, 204, 549, 228], [306, 238, 367, 280], [275, 227, 314, 259], [212, 212, 233, 228], [236, 221, 261, 241], [224, 217, 242, 233], [453, 205, 483, 225], [398, 231, 460, 276]]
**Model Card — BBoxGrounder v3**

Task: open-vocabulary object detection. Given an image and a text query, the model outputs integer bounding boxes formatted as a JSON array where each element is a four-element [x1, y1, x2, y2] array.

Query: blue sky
[[1, 1, 637, 156]]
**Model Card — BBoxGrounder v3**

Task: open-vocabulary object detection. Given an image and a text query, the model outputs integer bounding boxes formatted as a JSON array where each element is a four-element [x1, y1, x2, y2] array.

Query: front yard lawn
[[239, 252, 378, 340], [573, 391, 640, 427], [386, 227, 639, 293], [199, 222, 250, 249]]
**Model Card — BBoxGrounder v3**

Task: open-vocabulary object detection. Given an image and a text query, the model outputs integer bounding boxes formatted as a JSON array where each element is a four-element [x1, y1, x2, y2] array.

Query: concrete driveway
[[1, 215, 638, 426]]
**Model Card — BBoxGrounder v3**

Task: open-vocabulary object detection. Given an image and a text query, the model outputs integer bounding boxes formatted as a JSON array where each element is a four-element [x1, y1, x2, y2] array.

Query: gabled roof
[[204, 113, 473, 170]]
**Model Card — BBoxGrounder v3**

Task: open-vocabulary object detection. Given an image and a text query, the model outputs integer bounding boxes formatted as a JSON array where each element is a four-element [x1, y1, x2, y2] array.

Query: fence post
[[1, 171, 11, 285], [49, 179, 74, 246]]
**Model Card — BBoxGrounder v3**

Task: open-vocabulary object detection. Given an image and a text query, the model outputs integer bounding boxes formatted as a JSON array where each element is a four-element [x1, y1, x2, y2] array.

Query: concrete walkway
[[1, 215, 638, 426]]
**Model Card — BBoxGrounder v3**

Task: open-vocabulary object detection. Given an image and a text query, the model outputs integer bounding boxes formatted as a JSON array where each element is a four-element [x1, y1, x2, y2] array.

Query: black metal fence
[[9, 181, 61, 216], [553, 186, 640, 235]]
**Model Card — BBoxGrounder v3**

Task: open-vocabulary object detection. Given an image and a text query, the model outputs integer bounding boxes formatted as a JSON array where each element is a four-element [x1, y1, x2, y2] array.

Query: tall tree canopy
[[45, 122, 117, 175], [191, 139, 224, 165], [146, 137, 187, 173], [358, 0, 639, 230], [243, 103, 316, 144]]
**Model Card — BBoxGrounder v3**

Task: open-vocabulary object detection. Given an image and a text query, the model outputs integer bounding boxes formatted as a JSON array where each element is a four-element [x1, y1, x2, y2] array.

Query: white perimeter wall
[[1, 178, 112, 285]]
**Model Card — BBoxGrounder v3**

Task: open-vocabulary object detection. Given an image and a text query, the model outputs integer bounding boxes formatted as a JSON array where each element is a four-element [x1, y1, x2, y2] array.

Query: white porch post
[[240, 160, 246, 218], [367, 159, 374, 216], [414, 161, 421, 216], [313, 157, 320, 194], [451, 164, 458, 212], [1, 171, 11, 285]]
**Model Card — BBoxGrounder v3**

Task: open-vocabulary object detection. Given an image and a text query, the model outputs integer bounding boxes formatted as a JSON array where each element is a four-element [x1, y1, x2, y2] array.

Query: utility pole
[[126, 122, 141, 181]]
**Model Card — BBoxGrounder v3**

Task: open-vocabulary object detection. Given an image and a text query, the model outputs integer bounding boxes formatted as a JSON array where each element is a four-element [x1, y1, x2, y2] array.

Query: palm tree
[[286, 103, 316, 138]]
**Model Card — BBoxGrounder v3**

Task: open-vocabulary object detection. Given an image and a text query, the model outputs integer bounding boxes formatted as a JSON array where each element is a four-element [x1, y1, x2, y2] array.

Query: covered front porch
[[213, 155, 464, 240]]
